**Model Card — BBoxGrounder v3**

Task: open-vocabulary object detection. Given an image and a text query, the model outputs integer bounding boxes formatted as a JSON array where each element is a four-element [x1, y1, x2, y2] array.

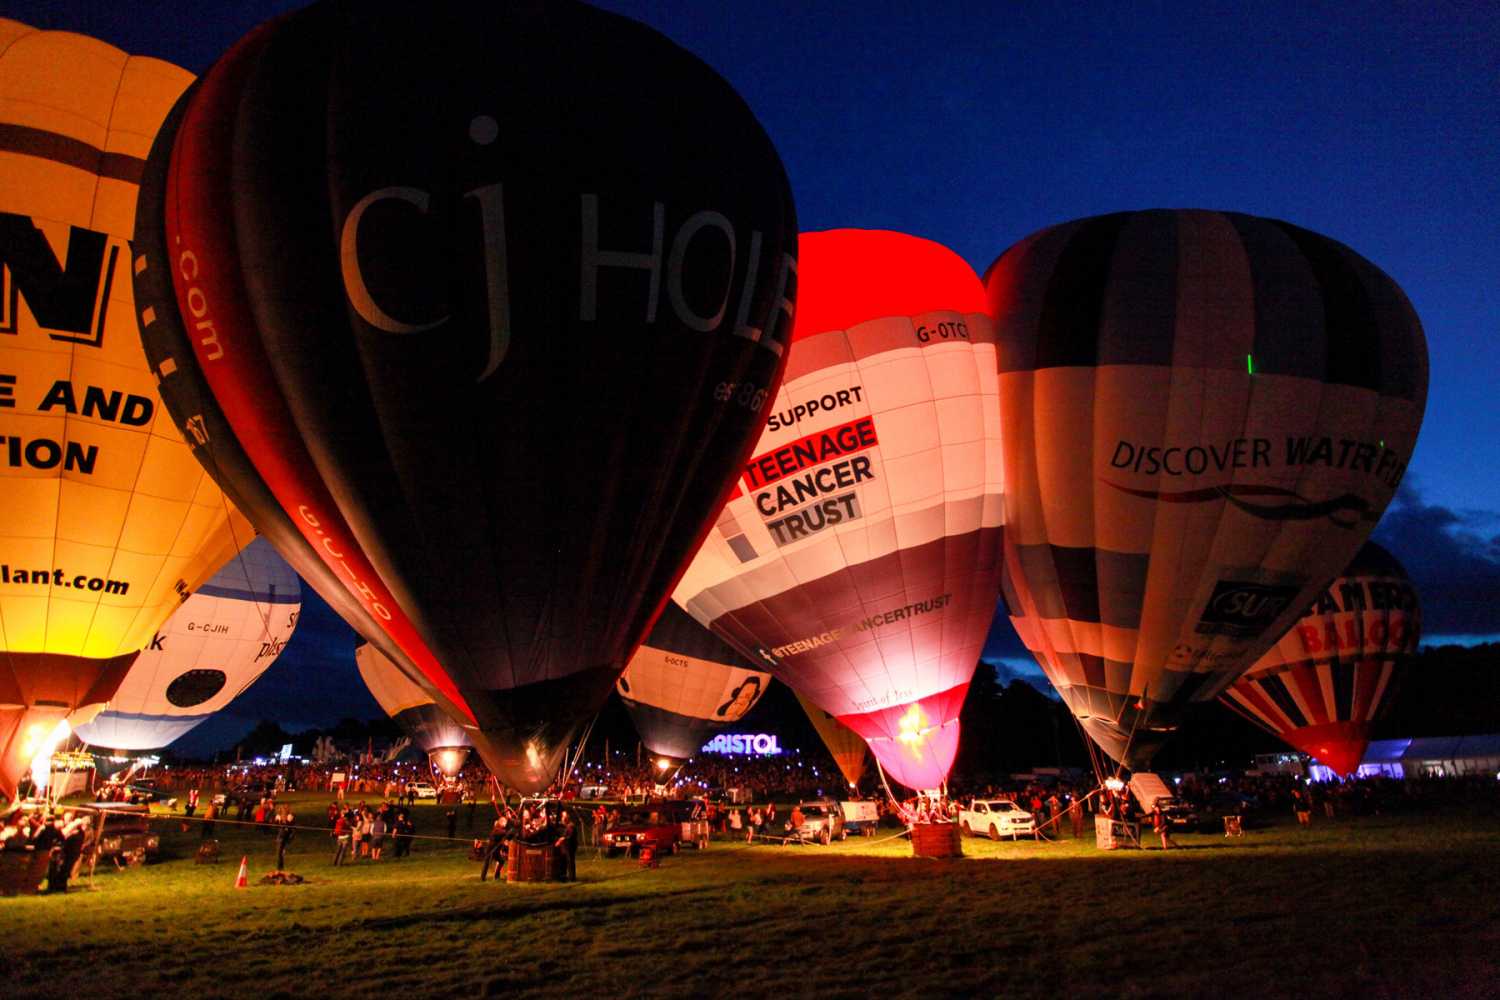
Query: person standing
[[446, 807, 458, 842], [480, 816, 507, 882], [1150, 805, 1175, 850], [331, 811, 351, 866], [1292, 786, 1312, 827], [1068, 796, 1084, 838], [394, 810, 414, 858], [275, 808, 296, 870], [556, 810, 579, 883], [370, 812, 386, 860], [201, 801, 218, 842]]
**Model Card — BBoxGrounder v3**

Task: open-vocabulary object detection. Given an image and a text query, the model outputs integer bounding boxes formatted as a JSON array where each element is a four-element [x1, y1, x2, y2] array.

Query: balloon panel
[[135, 1, 796, 793], [0, 21, 245, 662], [794, 689, 868, 788], [617, 602, 771, 759], [1222, 541, 1419, 774], [676, 229, 1004, 790], [74, 537, 302, 750], [990, 210, 1428, 767], [355, 641, 471, 755]]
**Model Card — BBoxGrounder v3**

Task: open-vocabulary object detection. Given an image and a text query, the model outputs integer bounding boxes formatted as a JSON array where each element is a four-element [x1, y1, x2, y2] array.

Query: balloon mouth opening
[[26, 719, 73, 795]]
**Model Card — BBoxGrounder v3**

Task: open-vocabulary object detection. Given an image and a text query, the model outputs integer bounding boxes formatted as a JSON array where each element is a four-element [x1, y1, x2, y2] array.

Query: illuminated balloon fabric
[[675, 230, 1003, 791], [355, 641, 471, 778], [1221, 541, 1418, 776], [617, 601, 772, 760], [794, 689, 868, 789], [131, 2, 797, 793], [73, 538, 301, 751], [0, 21, 250, 799], [988, 210, 1428, 769]]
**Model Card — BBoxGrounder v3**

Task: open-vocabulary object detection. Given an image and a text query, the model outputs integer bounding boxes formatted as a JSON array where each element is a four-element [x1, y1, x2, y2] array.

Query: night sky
[[10, 1, 1496, 747]]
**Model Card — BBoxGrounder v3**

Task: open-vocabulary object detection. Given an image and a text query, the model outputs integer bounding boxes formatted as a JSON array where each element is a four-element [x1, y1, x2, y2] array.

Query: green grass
[[6, 793, 1497, 999]]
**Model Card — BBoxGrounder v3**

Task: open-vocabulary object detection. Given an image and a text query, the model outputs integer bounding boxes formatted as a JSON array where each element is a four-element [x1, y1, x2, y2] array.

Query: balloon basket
[[505, 844, 557, 883], [910, 822, 962, 858]]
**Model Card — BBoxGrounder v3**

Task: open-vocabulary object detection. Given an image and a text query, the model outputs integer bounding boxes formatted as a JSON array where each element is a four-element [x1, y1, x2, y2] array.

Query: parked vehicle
[[1128, 772, 1200, 830], [601, 808, 680, 857], [839, 799, 880, 836], [406, 782, 439, 800], [792, 801, 846, 844], [87, 803, 160, 863], [959, 799, 1036, 840], [666, 799, 711, 849]]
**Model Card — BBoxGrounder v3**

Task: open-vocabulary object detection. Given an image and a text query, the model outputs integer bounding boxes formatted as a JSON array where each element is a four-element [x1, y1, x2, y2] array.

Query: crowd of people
[[0, 808, 96, 893]]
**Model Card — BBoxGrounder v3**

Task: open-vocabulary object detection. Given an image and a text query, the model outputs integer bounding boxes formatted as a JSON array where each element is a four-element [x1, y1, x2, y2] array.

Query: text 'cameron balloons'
[[1222, 541, 1419, 776], [676, 230, 1004, 792], [74, 539, 301, 751], [0, 21, 250, 800], [355, 641, 471, 780], [616, 601, 772, 761], [132, 1, 797, 792], [989, 210, 1428, 769]]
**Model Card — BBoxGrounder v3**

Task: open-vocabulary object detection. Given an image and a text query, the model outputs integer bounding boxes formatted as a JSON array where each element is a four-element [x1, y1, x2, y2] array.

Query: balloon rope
[[873, 757, 914, 825], [1113, 683, 1151, 782], [558, 713, 600, 793]]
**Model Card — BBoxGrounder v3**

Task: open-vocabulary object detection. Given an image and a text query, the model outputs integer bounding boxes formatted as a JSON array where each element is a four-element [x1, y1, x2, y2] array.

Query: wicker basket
[[910, 822, 963, 858], [504, 843, 557, 882]]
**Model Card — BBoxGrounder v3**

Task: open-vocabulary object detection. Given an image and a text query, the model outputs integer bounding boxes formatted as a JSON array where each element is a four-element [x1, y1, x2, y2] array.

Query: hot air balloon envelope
[[75, 539, 301, 750], [617, 602, 772, 760], [0, 19, 245, 800], [132, 0, 797, 793], [1223, 541, 1419, 776], [676, 229, 1004, 791], [988, 210, 1427, 768]]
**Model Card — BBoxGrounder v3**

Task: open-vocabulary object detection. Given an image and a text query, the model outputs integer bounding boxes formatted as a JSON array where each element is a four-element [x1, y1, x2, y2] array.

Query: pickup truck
[[959, 799, 1036, 840]]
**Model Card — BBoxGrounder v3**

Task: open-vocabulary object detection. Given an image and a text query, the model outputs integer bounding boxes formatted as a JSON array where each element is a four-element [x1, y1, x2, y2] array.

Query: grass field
[[5, 793, 1497, 999]]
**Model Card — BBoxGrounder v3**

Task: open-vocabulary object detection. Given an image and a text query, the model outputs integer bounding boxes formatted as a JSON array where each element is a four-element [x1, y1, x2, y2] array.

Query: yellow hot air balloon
[[0, 20, 250, 800], [794, 690, 869, 790]]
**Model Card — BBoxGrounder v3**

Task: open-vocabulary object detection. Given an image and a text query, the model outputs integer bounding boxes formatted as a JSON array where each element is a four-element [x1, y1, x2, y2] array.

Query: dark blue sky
[[13, 1, 1496, 742]]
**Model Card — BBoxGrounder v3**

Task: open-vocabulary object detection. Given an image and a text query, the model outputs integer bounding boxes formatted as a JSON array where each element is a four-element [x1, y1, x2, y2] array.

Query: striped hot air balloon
[[355, 641, 472, 780], [75, 539, 301, 751], [1222, 541, 1419, 776], [617, 602, 771, 762], [0, 21, 249, 800], [676, 229, 1004, 792], [988, 210, 1428, 769]]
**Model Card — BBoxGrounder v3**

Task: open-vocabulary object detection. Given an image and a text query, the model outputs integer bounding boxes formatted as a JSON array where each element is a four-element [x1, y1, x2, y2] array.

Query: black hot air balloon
[[132, 1, 797, 792]]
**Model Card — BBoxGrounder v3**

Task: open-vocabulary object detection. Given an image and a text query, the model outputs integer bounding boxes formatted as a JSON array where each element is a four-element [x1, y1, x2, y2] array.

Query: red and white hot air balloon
[[676, 229, 1004, 791], [1222, 541, 1419, 776]]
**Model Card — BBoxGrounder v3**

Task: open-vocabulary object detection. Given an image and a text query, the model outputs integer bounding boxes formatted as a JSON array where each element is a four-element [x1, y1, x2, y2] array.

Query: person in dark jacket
[[555, 810, 579, 883], [275, 808, 296, 870]]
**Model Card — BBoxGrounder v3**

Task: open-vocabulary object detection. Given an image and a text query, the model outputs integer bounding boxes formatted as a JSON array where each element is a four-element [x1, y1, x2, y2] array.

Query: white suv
[[407, 782, 439, 800], [960, 799, 1036, 840]]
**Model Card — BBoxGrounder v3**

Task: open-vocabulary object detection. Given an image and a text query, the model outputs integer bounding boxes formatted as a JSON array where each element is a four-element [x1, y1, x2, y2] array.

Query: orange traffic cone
[[234, 855, 249, 889]]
